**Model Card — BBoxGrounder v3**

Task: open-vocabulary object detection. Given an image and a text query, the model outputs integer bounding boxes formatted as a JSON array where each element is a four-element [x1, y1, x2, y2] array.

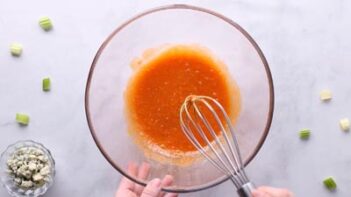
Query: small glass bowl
[[0, 140, 55, 197]]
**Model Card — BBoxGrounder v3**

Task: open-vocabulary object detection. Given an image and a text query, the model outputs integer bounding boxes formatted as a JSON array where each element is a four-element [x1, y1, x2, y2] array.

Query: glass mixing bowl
[[85, 4, 274, 193]]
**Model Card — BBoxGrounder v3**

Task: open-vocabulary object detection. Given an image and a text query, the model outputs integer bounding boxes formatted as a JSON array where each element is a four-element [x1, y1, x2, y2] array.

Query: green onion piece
[[42, 77, 51, 91], [339, 118, 350, 131], [16, 113, 30, 125], [299, 129, 311, 139], [323, 177, 337, 190], [10, 43, 23, 56], [39, 17, 53, 31]]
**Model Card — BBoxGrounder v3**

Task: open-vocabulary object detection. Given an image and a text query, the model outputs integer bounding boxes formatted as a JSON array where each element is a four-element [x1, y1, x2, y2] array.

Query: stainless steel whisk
[[179, 95, 255, 197]]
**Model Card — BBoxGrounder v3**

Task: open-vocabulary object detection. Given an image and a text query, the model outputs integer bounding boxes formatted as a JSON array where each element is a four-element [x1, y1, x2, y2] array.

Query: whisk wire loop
[[181, 103, 241, 187], [191, 100, 243, 183], [179, 95, 254, 196], [199, 96, 250, 183]]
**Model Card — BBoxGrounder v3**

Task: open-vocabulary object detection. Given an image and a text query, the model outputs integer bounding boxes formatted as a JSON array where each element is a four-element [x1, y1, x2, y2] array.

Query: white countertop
[[1, 0, 351, 196]]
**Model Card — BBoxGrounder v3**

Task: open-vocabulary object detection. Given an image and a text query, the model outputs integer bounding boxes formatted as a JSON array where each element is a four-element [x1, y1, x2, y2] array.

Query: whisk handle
[[237, 182, 255, 197]]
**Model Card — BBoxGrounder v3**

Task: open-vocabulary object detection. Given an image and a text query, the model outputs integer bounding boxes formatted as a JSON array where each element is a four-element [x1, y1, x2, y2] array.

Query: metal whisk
[[179, 95, 255, 197]]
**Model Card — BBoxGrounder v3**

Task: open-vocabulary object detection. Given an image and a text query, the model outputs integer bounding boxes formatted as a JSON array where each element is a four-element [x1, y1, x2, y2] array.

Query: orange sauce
[[125, 45, 240, 157]]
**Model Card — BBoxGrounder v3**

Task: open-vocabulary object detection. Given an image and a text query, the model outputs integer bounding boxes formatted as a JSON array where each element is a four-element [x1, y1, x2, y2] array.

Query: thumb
[[141, 178, 162, 197]]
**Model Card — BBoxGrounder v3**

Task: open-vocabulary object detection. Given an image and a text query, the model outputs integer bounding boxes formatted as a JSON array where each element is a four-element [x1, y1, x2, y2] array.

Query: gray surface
[[1, 0, 351, 196]]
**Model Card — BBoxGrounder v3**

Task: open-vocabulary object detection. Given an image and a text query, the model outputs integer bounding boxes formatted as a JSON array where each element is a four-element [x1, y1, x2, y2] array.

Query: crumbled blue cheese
[[32, 173, 43, 182], [21, 180, 33, 188], [6, 147, 52, 189], [28, 162, 37, 171], [40, 166, 50, 176]]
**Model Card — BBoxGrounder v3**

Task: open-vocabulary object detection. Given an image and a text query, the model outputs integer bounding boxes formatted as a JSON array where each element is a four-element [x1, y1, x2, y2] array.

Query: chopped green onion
[[10, 43, 23, 56], [339, 118, 350, 131], [39, 17, 53, 31], [323, 177, 337, 190], [16, 113, 30, 125], [299, 129, 311, 139], [42, 77, 51, 91], [320, 89, 332, 101]]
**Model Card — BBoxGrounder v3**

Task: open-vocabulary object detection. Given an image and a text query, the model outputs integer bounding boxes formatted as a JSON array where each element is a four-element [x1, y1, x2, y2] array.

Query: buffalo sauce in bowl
[[125, 44, 240, 165]]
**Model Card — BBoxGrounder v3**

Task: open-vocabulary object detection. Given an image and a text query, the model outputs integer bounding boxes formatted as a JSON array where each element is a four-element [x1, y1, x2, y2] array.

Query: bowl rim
[[84, 4, 274, 193]]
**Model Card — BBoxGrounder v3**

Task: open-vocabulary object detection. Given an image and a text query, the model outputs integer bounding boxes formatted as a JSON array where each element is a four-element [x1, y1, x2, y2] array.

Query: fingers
[[115, 163, 139, 197], [135, 162, 151, 195], [256, 186, 294, 197], [138, 162, 151, 179], [116, 162, 178, 197], [115, 188, 136, 197], [164, 192, 179, 197], [160, 175, 177, 197], [140, 178, 162, 197], [118, 163, 138, 191], [252, 190, 270, 197], [161, 175, 174, 186]]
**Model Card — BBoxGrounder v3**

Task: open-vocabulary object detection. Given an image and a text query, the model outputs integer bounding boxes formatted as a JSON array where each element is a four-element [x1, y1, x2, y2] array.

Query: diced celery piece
[[16, 113, 30, 125], [42, 77, 51, 91], [323, 176, 337, 190], [339, 118, 350, 131], [10, 43, 23, 56], [299, 129, 311, 139], [320, 89, 332, 101], [39, 17, 53, 31]]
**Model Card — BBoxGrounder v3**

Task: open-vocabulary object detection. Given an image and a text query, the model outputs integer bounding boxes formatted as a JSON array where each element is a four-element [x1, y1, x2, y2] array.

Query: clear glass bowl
[[85, 4, 274, 193], [0, 140, 55, 197]]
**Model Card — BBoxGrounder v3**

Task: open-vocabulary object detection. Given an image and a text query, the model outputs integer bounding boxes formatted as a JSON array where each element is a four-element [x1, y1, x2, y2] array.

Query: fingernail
[[150, 178, 161, 187]]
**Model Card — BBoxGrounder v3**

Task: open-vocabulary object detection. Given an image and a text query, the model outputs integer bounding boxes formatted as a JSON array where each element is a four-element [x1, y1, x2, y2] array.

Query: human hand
[[252, 186, 294, 197], [115, 162, 178, 197]]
